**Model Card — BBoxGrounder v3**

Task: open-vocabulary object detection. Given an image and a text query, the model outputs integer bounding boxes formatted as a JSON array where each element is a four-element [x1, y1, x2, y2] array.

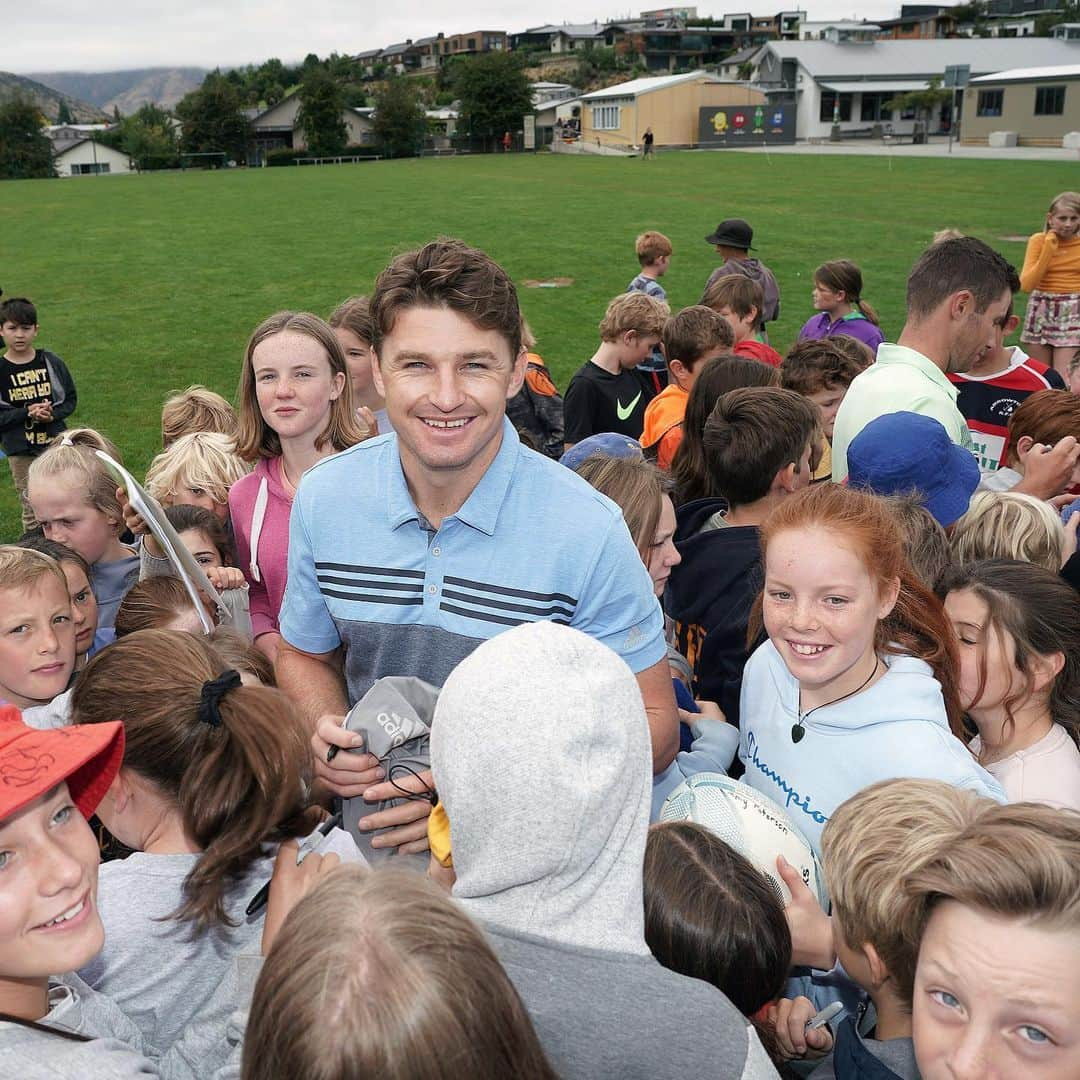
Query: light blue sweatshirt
[[651, 713, 740, 819], [738, 640, 1006, 855]]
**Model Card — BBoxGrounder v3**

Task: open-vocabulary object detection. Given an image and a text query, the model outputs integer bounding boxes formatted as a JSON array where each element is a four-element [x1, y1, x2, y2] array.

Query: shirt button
[[432, 547, 441, 556], [427, 584, 437, 595]]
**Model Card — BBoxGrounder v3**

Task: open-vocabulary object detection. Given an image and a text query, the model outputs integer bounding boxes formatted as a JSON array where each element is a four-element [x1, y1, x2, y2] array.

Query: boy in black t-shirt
[[0, 298, 78, 530], [563, 291, 668, 450]]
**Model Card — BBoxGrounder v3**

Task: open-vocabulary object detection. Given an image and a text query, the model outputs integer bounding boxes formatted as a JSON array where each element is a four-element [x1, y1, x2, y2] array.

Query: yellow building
[[579, 71, 767, 150], [963, 64, 1080, 146]]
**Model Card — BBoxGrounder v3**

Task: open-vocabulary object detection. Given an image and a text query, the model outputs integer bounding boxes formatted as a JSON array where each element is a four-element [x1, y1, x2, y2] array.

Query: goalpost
[[179, 151, 228, 170]]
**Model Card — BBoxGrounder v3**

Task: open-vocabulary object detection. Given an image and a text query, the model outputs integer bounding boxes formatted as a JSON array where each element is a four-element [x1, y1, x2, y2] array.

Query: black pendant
[[791, 723, 805, 744]]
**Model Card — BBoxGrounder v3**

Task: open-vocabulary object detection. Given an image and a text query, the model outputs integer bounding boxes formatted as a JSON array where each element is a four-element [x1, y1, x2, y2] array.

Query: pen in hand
[[245, 812, 342, 918]]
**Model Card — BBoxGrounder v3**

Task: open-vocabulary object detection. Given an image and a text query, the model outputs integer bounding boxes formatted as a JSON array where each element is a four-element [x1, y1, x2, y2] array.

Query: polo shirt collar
[[386, 415, 520, 535], [876, 343, 959, 401]]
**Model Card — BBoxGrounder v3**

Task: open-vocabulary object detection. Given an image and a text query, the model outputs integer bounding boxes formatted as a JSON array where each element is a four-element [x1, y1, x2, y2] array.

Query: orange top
[[641, 384, 688, 470], [1020, 232, 1080, 295]]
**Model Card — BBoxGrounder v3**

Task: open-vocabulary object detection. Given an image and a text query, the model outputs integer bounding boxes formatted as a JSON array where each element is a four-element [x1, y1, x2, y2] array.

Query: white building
[[754, 38, 1080, 140], [43, 123, 113, 153], [797, 20, 880, 41], [54, 139, 131, 176], [249, 95, 375, 157]]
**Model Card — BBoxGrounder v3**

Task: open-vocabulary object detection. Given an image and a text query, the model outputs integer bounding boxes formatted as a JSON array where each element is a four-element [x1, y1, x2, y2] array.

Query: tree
[[297, 67, 348, 155], [372, 77, 428, 158], [0, 96, 54, 179], [452, 52, 534, 141], [885, 76, 953, 130], [103, 103, 179, 170], [175, 72, 251, 162], [56, 99, 73, 125]]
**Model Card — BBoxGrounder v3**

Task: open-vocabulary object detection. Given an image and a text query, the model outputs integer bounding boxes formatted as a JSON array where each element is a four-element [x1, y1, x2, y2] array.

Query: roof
[[722, 44, 765, 64], [580, 70, 721, 100], [554, 23, 607, 38], [971, 62, 1080, 83], [762, 39, 1080, 78], [820, 79, 932, 92], [381, 41, 415, 54], [53, 138, 128, 160], [531, 80, 576, 89], [354, 48, 382, 60]]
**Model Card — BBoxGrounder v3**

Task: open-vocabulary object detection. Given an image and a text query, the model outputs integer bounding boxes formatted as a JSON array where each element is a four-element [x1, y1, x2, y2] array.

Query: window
[[1035, 85, 1065, 115], [71, 162, 110, 175], [591, 104, 620, 129], [860, 93, 893, 122], [819, 92, 852, 122], [467, 38, 476, 50], [976, 89, 1003, 117]]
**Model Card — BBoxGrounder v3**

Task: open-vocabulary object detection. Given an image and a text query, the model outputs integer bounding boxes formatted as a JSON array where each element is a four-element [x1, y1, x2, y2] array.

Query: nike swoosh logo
[[616, 391, 642, 421]]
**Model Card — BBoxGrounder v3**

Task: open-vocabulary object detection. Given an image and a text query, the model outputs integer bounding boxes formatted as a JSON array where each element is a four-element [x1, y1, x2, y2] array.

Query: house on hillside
[[579, 70, 768, 149], [797, 21, 880, 41], [964, 63, 1080, 144], [43, 123, 113, 153], [874, 6, 959, 39], [248, 95, 374, 159], [54, 139, 131, 176], [752, 38, 1080, 140]]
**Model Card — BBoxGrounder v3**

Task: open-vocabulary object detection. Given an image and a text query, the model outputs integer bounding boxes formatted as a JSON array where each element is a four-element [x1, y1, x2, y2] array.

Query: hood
[[253, 456, 291, 502], [759, 640, 948, 733], [432, 621, 652, 956], [667, 498, 762, 625]]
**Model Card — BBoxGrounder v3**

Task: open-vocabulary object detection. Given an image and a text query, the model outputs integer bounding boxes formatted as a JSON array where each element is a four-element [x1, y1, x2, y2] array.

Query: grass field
[[2, 148, 1075, 537]]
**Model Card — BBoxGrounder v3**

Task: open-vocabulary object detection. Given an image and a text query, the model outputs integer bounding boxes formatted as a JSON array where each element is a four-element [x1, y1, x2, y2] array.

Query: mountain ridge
[[25, 67, 206, 113], [0, 71, 107, 122]]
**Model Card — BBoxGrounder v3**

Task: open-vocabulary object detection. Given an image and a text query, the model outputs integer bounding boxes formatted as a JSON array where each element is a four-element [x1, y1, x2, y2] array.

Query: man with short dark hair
[[832, 237, 1017, 482], [276, 239, 680, 854]]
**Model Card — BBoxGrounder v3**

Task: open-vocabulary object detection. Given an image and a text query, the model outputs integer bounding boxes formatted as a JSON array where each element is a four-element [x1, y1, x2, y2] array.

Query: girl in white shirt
[[942, 558, 1080, 811]]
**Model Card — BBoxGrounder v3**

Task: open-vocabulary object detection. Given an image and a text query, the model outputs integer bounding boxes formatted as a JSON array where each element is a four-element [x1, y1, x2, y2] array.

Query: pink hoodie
[[228, 457, 292, 640]]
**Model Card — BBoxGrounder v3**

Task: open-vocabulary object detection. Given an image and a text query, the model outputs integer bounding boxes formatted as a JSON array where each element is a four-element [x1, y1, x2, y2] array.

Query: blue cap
[[846, 412, 980, 527], [560, 433, 644, 472]]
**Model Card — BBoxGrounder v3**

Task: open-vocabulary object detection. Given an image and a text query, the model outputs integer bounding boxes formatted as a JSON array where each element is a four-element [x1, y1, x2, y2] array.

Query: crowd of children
[[1, 199, 1080, 1079]]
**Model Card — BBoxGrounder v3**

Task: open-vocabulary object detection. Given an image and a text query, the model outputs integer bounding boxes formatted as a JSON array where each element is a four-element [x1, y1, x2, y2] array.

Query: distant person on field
[[701, 275, 783, 367], [781, 337, 872, 482], [641, 126, 654, 158], [564, 292, 669, 448], [702, 218, 780, 327], [0, 297, 78, 531], [1020, 190, 1080, 377], [507, 319, 564, 459], [797, 260, 884, 355], [328, 294, 391, 437], [160, 385, 238, 449], [641, 306, 734, 470], [627, 231, 673, 394], [831, 237, 1018, 482]]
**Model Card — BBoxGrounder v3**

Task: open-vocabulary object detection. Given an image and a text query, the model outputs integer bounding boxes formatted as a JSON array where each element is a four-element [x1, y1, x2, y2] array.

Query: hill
[[0, 71, 107, 122], [25, 67, 206, 113]]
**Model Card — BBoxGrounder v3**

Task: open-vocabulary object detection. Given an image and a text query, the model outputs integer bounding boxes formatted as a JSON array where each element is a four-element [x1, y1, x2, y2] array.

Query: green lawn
[[1, 149, 1073, 537]]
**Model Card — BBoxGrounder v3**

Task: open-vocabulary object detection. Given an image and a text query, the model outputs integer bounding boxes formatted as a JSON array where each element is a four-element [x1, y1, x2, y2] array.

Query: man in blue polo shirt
[[277, 238, 680, 854]]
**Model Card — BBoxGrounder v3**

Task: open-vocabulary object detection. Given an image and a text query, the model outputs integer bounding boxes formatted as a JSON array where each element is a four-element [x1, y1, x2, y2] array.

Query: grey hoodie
[[432, 621, 778, 1080]]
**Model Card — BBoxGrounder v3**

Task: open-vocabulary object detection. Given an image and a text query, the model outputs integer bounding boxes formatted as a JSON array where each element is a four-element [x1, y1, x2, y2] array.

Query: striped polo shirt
[[280, 417, 665, 706]]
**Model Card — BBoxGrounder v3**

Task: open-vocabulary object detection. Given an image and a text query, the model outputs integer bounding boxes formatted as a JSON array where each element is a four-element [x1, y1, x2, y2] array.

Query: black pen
[[245, 812, 342, 918]]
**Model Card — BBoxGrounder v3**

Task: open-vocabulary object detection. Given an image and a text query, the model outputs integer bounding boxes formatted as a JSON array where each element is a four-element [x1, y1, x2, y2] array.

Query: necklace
[[791, 657, 882, 744]]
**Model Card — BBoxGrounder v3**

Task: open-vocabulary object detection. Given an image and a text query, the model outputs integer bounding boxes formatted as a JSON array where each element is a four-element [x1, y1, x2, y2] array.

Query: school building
[[578, 70, 767, 149], [751, 37, 1080, 140], [247, 95, 375, 159], [53, 139, 132, 176], [963, 64, 1080, 145]]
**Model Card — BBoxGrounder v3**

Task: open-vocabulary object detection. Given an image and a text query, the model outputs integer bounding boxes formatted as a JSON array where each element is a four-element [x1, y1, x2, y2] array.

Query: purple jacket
[[798, 312, 884, 354]]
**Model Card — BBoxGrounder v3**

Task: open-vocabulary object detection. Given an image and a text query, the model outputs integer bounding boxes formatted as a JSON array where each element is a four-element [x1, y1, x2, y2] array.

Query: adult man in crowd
[[276, 238, 680, 854], [832, 236, 1078, 495]]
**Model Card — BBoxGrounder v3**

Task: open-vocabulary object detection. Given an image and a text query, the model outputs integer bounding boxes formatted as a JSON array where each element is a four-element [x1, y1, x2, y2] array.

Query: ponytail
[[853, 297, 880, 327], [70, 629, 313, 930]]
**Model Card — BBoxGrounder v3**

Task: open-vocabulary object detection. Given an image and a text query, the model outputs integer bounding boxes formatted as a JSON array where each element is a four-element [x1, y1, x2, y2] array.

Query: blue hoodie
[[738, 640, 1006, 854]]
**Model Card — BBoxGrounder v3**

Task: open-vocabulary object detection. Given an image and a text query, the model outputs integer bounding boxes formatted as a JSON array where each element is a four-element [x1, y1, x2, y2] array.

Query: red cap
[[0, 705, 124, 822]]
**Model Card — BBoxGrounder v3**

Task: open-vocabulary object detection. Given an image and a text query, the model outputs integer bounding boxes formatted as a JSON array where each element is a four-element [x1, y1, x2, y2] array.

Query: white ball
[[660, 773, 829, 910]]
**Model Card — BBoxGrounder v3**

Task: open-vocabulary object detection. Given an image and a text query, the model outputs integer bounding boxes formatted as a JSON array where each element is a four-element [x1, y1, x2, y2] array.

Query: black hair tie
[[198, 670, 242, 728]]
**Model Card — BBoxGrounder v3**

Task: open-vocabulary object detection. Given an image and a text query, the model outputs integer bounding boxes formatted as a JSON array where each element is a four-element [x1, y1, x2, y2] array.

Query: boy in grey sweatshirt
[[431, 621, 779, 1080]]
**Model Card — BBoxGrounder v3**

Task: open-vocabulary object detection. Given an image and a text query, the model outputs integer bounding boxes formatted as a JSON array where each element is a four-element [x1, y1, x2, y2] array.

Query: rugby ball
[[660, 773, 829, 911]]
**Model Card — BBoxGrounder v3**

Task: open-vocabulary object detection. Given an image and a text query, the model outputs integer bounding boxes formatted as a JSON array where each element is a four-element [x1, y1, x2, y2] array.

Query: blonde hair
[[161, 386, 239, 449], [950, 490, 1065, 572], [598, 292, 669, 342], [1049, 190, 1080, 218], [0, 545, 69, 596], [243, 867, 557, 1080], [905, 800, 1080, 936], [574, 455, 668, 560], [636, 230, 673, 266], [145, 432, 250, 508], [235, 311, 365, 462], [821, 779, 988, 1005], [932, 228, 964, 244], [27, 429, 125, 532]]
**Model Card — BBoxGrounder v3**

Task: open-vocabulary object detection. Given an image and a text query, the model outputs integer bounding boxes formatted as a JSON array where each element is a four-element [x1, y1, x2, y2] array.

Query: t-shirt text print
[[2, 357, 53, 446]]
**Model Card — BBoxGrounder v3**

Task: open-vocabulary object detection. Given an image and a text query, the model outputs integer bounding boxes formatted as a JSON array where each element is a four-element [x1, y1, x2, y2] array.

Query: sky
[[13, 0, 904, 74]]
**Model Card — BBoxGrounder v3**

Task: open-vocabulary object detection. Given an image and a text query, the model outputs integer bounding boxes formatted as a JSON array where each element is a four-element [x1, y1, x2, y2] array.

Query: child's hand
[[357, 406, 379, 439], [1062, 510, 1080, 568], [1015, 436, 1080, 500], [117, 486, 151, 537], [204, 565, 246, 591], [765, 996, 836, 1060], [778, 854, 835, 970], [260, 839, 341, 955]]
